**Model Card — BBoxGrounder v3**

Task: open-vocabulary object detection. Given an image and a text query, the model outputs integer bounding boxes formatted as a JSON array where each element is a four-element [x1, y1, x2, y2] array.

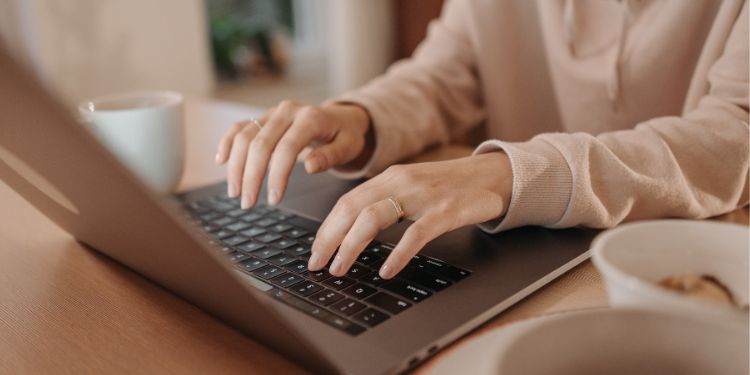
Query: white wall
[[0, 0, 215, 107]]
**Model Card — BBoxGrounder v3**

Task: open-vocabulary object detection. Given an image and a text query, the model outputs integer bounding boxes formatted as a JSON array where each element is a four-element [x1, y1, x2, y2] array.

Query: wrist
[[475, 152, 513, 217]]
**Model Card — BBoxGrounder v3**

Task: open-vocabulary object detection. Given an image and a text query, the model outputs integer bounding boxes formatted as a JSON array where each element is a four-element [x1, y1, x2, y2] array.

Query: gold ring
[[386, 196, 405, 223], [250, 118, 263, 131]]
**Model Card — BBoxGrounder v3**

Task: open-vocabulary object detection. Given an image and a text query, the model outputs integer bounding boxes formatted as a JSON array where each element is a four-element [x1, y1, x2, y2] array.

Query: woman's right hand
[[215, 100, 372, 209]]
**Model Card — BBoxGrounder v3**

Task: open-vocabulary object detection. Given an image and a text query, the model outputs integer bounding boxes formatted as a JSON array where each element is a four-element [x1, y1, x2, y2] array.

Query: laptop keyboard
[[184, 193, 471, 336]]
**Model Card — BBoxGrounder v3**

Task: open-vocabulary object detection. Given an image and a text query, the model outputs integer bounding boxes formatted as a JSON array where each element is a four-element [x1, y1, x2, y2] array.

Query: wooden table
[[1, 99, 746, 374]]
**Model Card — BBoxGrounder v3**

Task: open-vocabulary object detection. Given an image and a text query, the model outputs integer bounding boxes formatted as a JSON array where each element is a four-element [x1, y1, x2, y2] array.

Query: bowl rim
[[591, 219, 748, 320]]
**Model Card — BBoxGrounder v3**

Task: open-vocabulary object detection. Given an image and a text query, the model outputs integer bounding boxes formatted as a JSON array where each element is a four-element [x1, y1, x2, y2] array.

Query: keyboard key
[[271, 238, 298, 249], [414, 258, 470, 281], [200, 212, 221, 222], [355, 253, 381, 266], [237, 258, 266, 273], [270, 211, 295, 221], [323, 277, 355, 290], [237, 241, 265, 253], [267, 254, 296, 266], [364, 244, 391, 257], [226, 221, 252, 232], [186, 202, 210, 214], [255, 218, 278, 228], [285, 245, 311, 257], [207, 201, 234, 212], [226, 208, 246, 218], [342, 283, 377, 299], [289, 216, 321, 231], [269, 223, 293, 233], [305, 270, 331, 282], [285, 228, 308, 238], [252, 265, 283, 280], [228, 252, 251, 263], [352, 308, 389, 327], [212, 217, 235, 227], [330, 299, 367, 316], [360, 271, 388, 287], [398, 268, 452, 291], [270, 273, 304, 288], [212, 229, 234, 239], [309, 289, 345, 306], [256, 233, 282, 243], [322, 314, 365, 335], [291, 282, 323, 297], [365, 292, 412, 314], [346, 264, 369, 279], [255, 248, 282, 259], [382, 280, 433, 302], [219, 246, 235, 255], [240, 213, 262, 222], [283, 260, 309, 274], [269, 288, 328, 319], [301, 235, 316, 245], [222, 235, 250, 246], [239, 227, 266, 237]]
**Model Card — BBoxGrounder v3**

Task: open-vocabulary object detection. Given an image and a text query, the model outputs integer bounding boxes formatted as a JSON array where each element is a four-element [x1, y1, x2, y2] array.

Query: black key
[[283, 260, 309, 274], [288, 215, 321, 231], [240, 213, 262, 222], [269, 223, 293, 233], [212, 229, 234, 239], [382, 280, 432, 302], [322, 314, 365, 335], [346, 264, 369, 279], [351, 308, 389, 327], [202, 223, 221, 232], [226, 208, 246, 218], [199, 212, 221, 222], [255, 218, 278, 228], [301, 235, 316, 245], [252, 265, 283, 279], [291, 282, 323, 297], [309, 289, 345, 306], [228, 252, 251, 263], [365, 292, 412, 314], [355, 253, 381, 266], [237, 241, 265, 253], [342, 283, 377, 299], [330, 298, 367, 316], [256, 233, 282, 243], [239, 227, 266, 238], [218, 246, 235, 255], [270, 211, 295, 221], [269, 288, 329, 319], [271, 238, 298, 249], [285, 228, 308, 239], [236, 258, 266, 273], [323, 277, 355, 290], [186, 202, 209, 214], [226, 221, 252, 232], [417, 258, 470, 281], [212, 217, 235, 227], [222, 235, 250, 246], [268, 254, 296, 266], [305, 270, 331, 282], [285, 245, 311, 257], [206, 200, 234, 212], [398, 268, 452, 291], [270, 273, 304, 288], [364, 244, 391, 257], [361, 271, 388, 287], [255, 248, 282, 259]]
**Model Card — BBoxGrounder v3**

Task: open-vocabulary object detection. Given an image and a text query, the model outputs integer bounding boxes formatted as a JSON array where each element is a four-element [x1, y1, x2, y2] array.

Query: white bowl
[[429, 308, 748, 375], [591, 220, 748, 323]]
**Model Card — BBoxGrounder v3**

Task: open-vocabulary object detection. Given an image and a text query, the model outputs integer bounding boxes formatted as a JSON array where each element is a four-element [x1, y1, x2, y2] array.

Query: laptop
[[0, 44, 597, 374]]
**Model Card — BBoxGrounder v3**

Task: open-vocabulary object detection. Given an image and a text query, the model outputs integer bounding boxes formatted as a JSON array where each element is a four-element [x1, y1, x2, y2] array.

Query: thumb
[[304, 134, 363, 174]]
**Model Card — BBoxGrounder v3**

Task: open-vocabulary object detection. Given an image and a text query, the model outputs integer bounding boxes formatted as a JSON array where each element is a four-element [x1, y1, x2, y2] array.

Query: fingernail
[[380, 263, 396, 279], [308, 252, 320, 270], [215, 153, 222, 163], [329, 256, 342, 275], [268, 189, 279, 206]]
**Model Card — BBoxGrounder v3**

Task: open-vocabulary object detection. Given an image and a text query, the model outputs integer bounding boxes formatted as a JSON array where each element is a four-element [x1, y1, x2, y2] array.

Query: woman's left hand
[[308, 152, 513, 279]]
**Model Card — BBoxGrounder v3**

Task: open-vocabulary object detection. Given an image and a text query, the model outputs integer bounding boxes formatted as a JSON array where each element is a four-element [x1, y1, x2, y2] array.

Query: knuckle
[[234, 130, 253, 145], [407, 224, 428, 243], [361, 205, 380, 222], [275, 139, 299, 155], [250, 135, 271, 152]]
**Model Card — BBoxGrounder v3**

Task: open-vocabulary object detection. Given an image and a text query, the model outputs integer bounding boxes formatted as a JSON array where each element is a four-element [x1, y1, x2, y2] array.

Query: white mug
[[78, 91, 185, 194]]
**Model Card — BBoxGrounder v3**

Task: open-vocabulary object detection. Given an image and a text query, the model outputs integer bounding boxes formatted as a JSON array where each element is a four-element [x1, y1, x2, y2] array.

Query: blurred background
[[0, 0, 443, 108]]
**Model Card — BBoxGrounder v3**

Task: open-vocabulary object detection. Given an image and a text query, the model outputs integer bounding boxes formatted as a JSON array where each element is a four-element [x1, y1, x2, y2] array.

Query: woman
[[215, 1, 749, 280]]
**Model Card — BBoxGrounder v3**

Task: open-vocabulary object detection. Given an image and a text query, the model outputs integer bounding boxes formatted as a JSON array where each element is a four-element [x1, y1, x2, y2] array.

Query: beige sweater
[[335, 0, 749, 232]]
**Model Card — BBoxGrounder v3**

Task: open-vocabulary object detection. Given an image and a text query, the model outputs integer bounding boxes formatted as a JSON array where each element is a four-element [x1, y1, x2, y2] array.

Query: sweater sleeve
[[328, 0, 484, 178], [474, 1, 749, 233]]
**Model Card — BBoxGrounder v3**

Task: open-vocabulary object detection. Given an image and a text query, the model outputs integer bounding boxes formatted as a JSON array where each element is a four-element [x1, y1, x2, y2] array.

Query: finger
[[216, 120, 250, 164], [267, 108, 330, 205], [328, 199, 399, 276], [308, 185, 381, 271], [226, 125, 259, 197], [240, 102, 297, 208], [304, 132, 363, 174], [379, 212, 447, 279]]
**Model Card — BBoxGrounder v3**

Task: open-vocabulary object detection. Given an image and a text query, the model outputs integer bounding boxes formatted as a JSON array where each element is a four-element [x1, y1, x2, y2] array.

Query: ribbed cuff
[[472, 137, 573, 233]]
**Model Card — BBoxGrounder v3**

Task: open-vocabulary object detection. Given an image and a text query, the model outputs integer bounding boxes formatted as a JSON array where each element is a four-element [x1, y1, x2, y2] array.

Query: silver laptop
[[0, 44, 596, 374]]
